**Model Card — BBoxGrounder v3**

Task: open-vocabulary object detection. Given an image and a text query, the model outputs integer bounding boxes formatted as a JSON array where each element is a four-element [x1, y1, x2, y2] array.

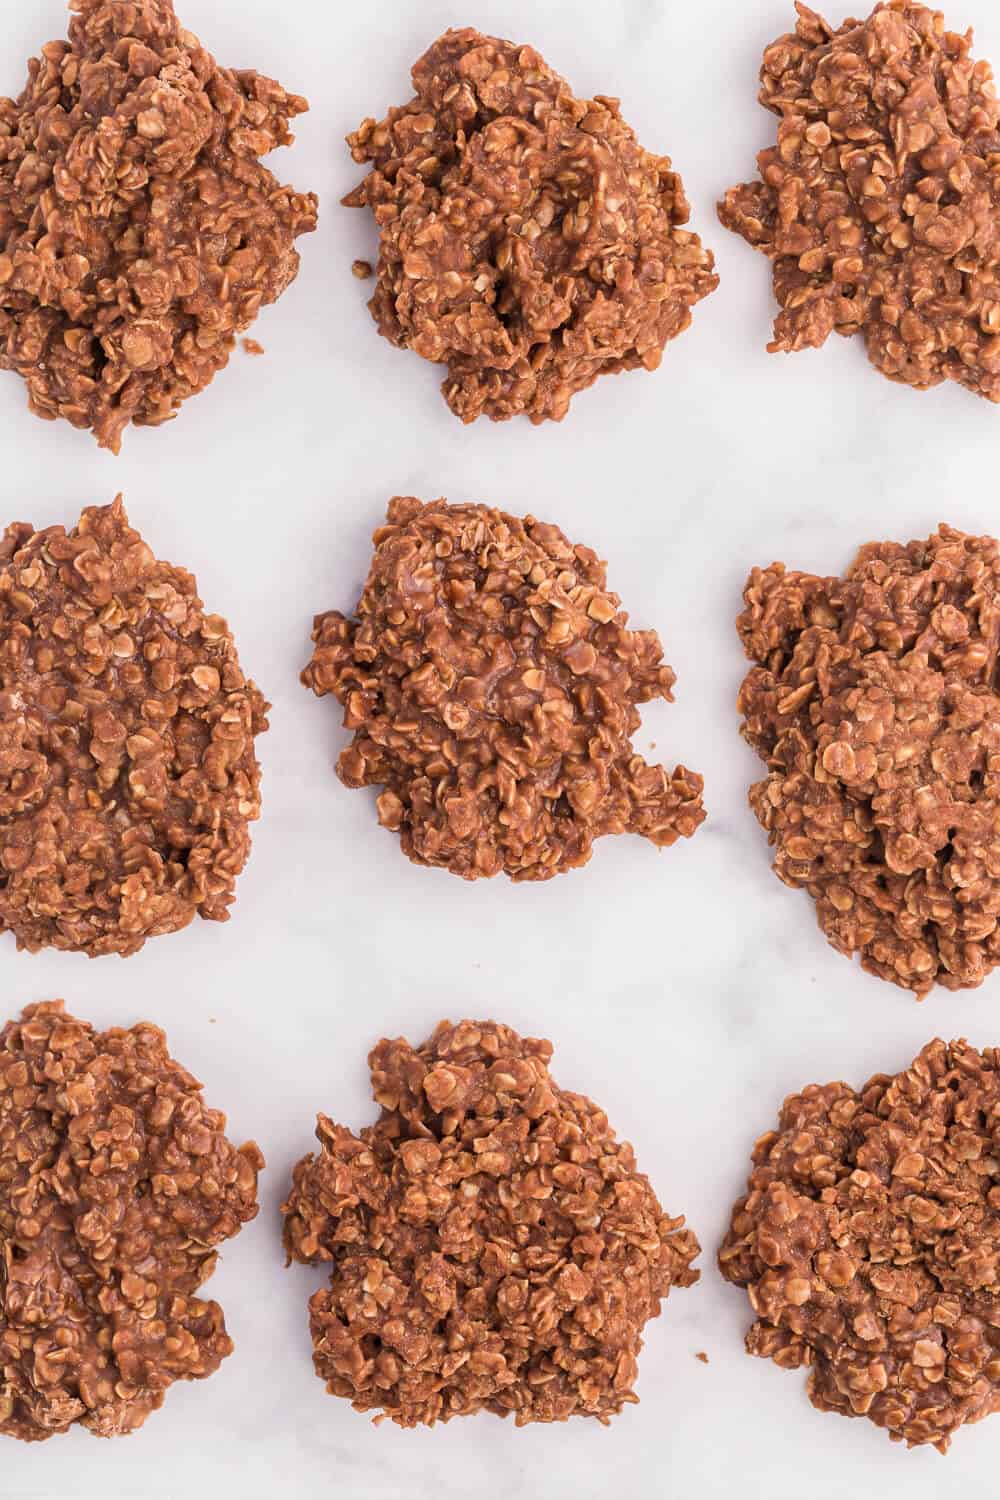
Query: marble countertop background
[[4, 0, 1000, 1495]]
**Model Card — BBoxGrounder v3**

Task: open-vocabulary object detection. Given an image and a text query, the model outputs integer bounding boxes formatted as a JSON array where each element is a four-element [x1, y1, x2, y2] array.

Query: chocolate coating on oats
[[0, 1000, 263, 1443], [720, 1, 1000, 401], [0, 0, 318, 452], [345, 28, 718, 425], [721, 1039, 1000, 1452], [739, 525, 1000, 995], [303, 496, 705, 881], [283, 1020, 700, 1428], [0, 497, 267, 957]]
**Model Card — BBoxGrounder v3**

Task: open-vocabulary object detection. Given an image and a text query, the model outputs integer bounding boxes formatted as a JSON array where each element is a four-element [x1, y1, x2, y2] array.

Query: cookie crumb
[[242, 338, 265, 356], [351, 259, 373, 280]]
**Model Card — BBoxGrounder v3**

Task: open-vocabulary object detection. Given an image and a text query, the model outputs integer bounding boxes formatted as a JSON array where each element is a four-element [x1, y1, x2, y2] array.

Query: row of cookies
[[2, 1, 998, 452], [1, 1001, 987, 1454], [0, 495, 993, 1000]]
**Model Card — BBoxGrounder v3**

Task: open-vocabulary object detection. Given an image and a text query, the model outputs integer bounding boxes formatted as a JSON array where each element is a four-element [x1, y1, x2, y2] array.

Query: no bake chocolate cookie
[[721, 1038, 1000, 1452], [720, 1, 1000, 402], [739, 524, 1000, 995], [283, 1019, 700, 1427], [0, 497, 268, 957], [0, 0, 317, 451], [345, 28, 718, 424], [303, 496, 705, 880], [0, 1000, 262, 1442]]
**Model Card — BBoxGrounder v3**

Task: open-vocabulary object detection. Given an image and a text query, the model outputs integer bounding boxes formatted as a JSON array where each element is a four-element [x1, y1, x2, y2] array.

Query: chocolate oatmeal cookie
[[720, 1038, 1000, 1452], [720, 1, 1000, 402], [303, 496, 705, 881], [739, 524, 1000, 995], [0, 1000, 263, 1442], [0, 497, 268, 957], [345, 28, 718, 424], [0, 0, 318, 451], [283, 1019, 700, 1427]]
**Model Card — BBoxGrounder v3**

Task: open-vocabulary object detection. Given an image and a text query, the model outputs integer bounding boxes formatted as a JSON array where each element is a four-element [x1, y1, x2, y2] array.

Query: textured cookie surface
[[0, 1000, 263, 1442], [283, 1019, 700, 1427]]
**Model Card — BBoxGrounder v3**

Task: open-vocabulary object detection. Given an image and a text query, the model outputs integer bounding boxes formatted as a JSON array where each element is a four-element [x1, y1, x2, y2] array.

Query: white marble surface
[[5, 0, 1000, 1495]]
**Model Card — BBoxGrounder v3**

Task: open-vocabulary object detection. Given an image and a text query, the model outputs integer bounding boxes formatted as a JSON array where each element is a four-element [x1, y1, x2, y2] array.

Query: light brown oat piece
[[283, 1019, 700, 1428], [0, 496, 268, 957], [0, 1000, 263, 1443], [720, 1039, 1000, 1452], [241, 338, 265, 356], [302, 496, 706, 881], [738, 524, 1000, 996], [0, 0, 318, 452], [351, 259, 373, 281], [720, 1, 1000, 402], [345, 28, 718, 424]]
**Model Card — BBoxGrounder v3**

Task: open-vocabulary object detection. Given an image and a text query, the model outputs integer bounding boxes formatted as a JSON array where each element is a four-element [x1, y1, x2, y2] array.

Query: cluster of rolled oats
[[738, 524, 1000, 996], [720, 0, 1000, 400], [303, 496, 705, 881], [282, 1019, 700, 1427], [0, 497, 268, 957], [721, 1038, 1000, 1452], [345, 28, 718, 424], [0, 1001, 263, 1442], [0, 0, 318, 451]]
